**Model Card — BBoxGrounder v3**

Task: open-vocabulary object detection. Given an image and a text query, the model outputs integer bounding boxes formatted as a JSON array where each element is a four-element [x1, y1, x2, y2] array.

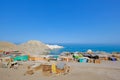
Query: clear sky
[[0, 0, 120, 44]]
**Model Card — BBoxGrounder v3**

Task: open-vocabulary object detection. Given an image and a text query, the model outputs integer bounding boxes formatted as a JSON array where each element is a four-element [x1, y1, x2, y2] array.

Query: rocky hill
[[0, 42, 19, 51], [0, 40, 50, 55], [18, 40, 50, 55]]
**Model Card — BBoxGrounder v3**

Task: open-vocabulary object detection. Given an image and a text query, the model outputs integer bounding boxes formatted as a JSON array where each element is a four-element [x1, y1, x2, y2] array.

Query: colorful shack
[[13, 55, 28, 61]]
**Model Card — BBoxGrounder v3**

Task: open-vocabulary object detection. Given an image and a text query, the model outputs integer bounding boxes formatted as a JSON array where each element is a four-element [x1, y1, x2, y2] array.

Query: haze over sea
[[50, 43, 120, 55]]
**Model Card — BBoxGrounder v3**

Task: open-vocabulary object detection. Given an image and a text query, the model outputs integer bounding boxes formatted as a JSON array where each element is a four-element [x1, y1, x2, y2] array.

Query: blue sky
[[0, 0, 120, 44]]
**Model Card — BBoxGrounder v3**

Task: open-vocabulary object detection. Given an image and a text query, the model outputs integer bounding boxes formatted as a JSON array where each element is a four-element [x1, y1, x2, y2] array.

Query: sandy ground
[[0, 61, 120, 80]]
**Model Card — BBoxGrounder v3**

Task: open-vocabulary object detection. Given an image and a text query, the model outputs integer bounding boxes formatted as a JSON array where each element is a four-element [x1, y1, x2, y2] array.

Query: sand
[[0, 61, 120, 80]]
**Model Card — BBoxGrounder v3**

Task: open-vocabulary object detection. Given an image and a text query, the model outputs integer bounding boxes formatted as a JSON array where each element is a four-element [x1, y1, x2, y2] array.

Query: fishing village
[[0, 40, 120, 80]]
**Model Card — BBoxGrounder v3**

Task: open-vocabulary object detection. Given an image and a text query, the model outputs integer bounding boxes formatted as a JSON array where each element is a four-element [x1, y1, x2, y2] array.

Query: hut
[[13, 55, 28, 61]]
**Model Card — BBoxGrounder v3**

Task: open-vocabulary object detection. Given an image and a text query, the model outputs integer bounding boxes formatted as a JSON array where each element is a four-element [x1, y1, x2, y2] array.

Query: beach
[[0, 61, 120, 80]]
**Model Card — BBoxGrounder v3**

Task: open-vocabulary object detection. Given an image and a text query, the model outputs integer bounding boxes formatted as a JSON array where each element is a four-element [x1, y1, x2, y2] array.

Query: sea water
[[50, 44, 120, 55]]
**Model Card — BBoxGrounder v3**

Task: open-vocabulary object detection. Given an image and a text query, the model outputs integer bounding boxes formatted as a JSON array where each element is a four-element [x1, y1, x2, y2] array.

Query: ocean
[[50, 44, 120, 55]]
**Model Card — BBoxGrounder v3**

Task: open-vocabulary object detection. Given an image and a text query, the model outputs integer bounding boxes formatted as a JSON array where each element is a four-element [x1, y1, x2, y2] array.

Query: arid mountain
[[18, 40, 50, 55], [0, 41, 19, 51], [0, 40, 50, 55]]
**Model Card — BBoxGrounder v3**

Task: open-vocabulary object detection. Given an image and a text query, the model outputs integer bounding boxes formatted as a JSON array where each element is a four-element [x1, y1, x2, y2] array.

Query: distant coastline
[[1, 40, 120, 55], [46, 44, 63, 49], [50, 43, 120, 55]]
